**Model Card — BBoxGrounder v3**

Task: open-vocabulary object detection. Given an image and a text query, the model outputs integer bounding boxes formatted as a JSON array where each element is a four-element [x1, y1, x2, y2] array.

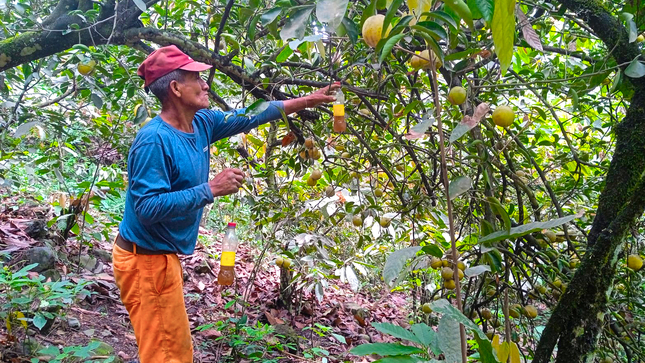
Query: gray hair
[[148, 69, 190, 103]]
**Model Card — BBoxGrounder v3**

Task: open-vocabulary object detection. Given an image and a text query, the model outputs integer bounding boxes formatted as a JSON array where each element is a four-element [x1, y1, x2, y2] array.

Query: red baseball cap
[[137, 45, 212, 88]]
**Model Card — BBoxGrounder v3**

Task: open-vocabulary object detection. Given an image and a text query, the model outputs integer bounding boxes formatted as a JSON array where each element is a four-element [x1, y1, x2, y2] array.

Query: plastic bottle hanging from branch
[[218, 222, 239, 286], [333, 88, 346, 133]]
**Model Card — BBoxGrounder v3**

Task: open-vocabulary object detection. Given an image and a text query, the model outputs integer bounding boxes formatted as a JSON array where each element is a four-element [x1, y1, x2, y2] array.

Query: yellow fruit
[[325, 185, 335, 197], [311, 169, 323, 180], [311, 147, 321, 160], [395, 164, 404, 171], [304, 138, 315, 149], [492, 105, 515, 128], [509, 304, 522, 318], [458, 269, 464, 280], [441, 267, 454, 280], [444, 279, 456, 289], [362, 14, 391, 48], [536, 285, 547, 294], [77, 59, 96, 75], [543, 230, 557, 243], [457, 261, 466, 271], [352, 215, 363, 227], [600, 357, 613, 363], [341, 152, 351, 159], [410, 49, 442, 70], [307, 176, 317, 186], [481, 309, 492, 320], [524, 305, 538, 319], [351, 171, 360, 179], [422, 303, 432, 314], [374, 188, 384, 197], [335, 144, 345, 151], [569, 257, 580, 269], [448, 86, 467, 105], [379, 216, 391, 228], [282, 258, 292, 268], [627, 254, 643, 271], [430, 257, 443, 269], [358, 108, 371, 117], [638, 34, 645, 42], [276, 257, 284, 266], [442, 259, 450, 267], [299, 150, 308, 159]]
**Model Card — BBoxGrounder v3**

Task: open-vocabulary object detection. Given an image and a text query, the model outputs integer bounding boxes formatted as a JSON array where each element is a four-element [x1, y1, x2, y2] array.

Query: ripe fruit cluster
[[300, 138, 321, 161], [275, 256, 292, 268], [430, 257, 466, 290]]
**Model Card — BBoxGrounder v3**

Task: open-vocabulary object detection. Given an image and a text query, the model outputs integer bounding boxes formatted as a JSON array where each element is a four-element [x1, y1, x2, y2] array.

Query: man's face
[[175, 71, 210, 110]]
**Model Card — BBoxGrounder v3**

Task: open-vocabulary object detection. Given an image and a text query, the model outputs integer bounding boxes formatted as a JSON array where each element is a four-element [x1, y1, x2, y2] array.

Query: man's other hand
[[209, 168, 245, 197], [305, 82, 341, 108]]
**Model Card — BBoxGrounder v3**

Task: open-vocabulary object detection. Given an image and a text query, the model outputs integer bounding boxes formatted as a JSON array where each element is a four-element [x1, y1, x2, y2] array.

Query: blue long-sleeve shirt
[[118, 101, 284, 254]]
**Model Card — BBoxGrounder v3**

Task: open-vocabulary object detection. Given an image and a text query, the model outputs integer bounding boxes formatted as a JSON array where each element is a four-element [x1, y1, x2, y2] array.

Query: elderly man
[[112, 45, 339, 363]]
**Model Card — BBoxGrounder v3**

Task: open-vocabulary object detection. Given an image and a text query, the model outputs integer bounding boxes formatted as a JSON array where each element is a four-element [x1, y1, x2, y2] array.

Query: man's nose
[[200, 78, 210, 91]]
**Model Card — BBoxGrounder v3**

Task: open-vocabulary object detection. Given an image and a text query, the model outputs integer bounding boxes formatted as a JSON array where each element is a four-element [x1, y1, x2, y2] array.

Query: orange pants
[[112, 244, 193, 363]]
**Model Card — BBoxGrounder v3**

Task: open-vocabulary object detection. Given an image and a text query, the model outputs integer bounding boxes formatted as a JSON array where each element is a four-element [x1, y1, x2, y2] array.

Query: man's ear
[[169, 79, 182, 98]]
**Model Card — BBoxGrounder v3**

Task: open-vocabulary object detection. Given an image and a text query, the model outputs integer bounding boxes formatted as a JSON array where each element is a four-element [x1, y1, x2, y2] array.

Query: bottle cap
[[228, 222, 237, 227]]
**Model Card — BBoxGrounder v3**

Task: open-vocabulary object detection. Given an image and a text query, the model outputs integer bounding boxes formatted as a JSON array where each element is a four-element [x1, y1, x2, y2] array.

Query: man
[[112, 45, 339, 363]]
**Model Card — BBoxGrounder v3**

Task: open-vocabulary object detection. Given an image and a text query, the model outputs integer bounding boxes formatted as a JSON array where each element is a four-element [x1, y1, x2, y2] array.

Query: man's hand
[[209, 168, 245, 197], [305, 82, 342, 108], [283, 82, 342, 115]]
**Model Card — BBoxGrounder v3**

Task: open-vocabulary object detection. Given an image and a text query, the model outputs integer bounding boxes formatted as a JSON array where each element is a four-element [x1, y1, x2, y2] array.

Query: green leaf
[[448, 175, 472, 200], [382, 0, 404, 37], [443, 0, 473, 28], [91, 93, 102, 109], [486, 196, 510, 231], [423, 11, 458, 32], [261, 8, 282, 26], [276, 47, 293, 62], [474, 333, 499, 363], [410, 323, 438, 349], [38, 346, 61, 357], [247, 14, 261, 40], [132, 0, 147, 12], [421, 244, 443, 258], [464, 265, 491, 277], [341, 17, 359, 44], [389, 15, 414, 36], [316, 0, 349, 30], [383, 246, 422, 286], [280, 6, 315, 41], [379, 33, 406, 63], [491, 0, 515, 75], [437, 315, 461, 363], [431, 299, 487, 339], [33, 314, 48, 330], [244, 100, 270, 117], [412, 21, 448, 39], [470, 0, 493, 23], [625, 60, 645, 78], [568, 88, 579, 110], [350, 343, 424, 356], [372, 322, 421, 344], [332, 333, 346, 344], [479, 212, 582, 244]]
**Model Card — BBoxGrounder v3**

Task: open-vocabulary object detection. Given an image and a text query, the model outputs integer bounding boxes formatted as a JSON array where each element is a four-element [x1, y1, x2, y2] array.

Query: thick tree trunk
[[534, 0, 645, 361]]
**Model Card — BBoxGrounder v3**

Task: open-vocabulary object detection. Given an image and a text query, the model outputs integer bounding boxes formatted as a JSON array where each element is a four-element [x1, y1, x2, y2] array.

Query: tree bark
[[534, 0, 645, 361]]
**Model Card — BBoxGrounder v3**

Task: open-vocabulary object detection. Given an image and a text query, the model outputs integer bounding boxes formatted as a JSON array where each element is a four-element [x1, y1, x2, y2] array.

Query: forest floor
[[0, 193, 412, 362]]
